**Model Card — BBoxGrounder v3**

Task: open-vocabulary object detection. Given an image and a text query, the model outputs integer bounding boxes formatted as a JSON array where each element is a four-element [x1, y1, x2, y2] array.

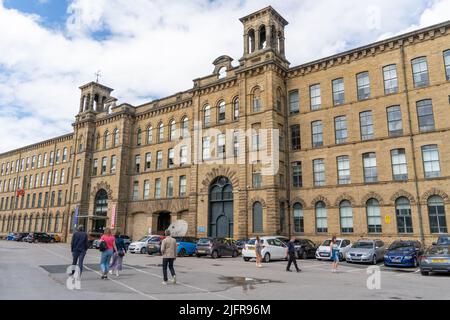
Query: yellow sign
[[385, 215, 391, 224]]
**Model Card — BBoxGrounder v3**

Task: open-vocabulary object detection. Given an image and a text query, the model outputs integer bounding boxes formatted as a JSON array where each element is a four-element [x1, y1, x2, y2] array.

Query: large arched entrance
[[157, 211, 171, 235], [93, 189, 108, 234], [208, 176, 233, 238]]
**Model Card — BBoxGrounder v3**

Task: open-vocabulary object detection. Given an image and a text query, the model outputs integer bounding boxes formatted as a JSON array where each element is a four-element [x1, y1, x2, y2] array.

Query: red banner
[[111, 204, 116, 229]]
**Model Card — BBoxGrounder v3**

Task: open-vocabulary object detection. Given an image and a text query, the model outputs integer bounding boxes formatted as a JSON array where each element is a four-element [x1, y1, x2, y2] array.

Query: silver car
[[346, 239, 386, 265]]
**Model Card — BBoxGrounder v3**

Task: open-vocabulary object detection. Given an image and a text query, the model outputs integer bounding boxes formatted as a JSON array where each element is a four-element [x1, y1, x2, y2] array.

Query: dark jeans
[[162, 258, 176, 282], [72, 250, 86, 275], [286, 252, 300, 271]]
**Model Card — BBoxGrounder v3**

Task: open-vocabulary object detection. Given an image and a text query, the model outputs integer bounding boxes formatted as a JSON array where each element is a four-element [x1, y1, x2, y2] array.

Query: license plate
[[197, 250, 205, 253], [320, 253, 330, 257], [247, 246, 255, 250], [431, 259, 448, 263], [148, 245, 155, 249]]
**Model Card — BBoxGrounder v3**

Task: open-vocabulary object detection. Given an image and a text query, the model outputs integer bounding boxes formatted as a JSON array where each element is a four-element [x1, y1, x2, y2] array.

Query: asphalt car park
[[1, 240, 449, 300]]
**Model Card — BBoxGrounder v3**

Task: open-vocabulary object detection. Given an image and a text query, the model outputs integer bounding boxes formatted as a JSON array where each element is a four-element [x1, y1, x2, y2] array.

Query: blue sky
[[0, 0, 449, 153]]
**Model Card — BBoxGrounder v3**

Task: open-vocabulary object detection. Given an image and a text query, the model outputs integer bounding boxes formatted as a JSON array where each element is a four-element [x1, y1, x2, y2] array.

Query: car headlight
[[404, 256, 413, 260], [384, 255, 389, 259]]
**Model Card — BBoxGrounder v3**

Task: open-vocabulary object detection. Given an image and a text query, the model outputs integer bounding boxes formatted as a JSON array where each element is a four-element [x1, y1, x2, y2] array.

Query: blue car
[[6, 233, 15, 241], [384, 240, 423, 268], [174, 236, 197, 257]]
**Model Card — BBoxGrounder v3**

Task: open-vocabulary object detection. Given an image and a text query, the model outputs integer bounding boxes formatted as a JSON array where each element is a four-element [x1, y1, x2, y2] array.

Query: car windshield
[[148, 236, 161, 242], [388, 241, 415, 250], [352, 242, 373, 249], [138, 237, 150, 242], [437, 237, 450, 245], [198, 238, 211, 244], [322, 240, 341, 246], [426, 246, 449, 255]]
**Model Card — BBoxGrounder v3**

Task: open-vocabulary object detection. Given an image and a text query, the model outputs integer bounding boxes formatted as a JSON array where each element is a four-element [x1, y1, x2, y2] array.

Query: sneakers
[[162, 281, 168, 285], [115, 270, 119, 277], [108, 270, 113, 275], [296, 269, 302, 273], [286, 269, 292, 272]]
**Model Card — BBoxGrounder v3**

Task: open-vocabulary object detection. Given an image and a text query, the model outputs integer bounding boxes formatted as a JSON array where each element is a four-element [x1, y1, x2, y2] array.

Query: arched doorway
[[93, 189, 108, 234], [209, 176, 233, 238], [157, 212, 171, 235]]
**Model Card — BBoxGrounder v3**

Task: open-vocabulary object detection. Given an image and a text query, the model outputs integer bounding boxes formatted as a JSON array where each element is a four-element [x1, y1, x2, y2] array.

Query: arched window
[[218, 67, 227, 79], [113, 128, 119, 147], [367, 199, 382, 233], [54, 213, 60, 232], [169, 120, 176, 141], [259, 25, 266, 49], [252, 202, 263, 233], [248, 29, 255, 53], [158, 122, 164, 143], [23, 215, 28, 232], [136, 128, 142, 146], [28, 214, 33, 232], [104, 131, 110, 149], [204, 105, 211, 127], [232, 97, 239, 121], [147, 125, 153, 144], [293, 203, 304, 233], [181, 117, 189, 138], [340, 200, 354, 233], [95, 133, 100, 151], [34, 214, 40, 232], [218, 101, 226, 123], [41, 214, 46, 232], [252, 87, 261, 112], [17, 215, 22, 232], [428, 196, 448, 234], [47, 214, 53, 232], [395, 197, 413, 233], [94, 189, 108, 234], [315, 201, 327, 233]]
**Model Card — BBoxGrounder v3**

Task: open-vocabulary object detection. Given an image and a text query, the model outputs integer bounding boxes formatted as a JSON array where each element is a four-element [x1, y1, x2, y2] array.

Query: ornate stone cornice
[[200, 166, 239, 193]]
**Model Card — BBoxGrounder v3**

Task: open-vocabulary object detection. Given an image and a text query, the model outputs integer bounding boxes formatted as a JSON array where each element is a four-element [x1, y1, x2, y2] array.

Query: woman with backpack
[[109, 230, 126, 277], [99, 228, 117, 279]]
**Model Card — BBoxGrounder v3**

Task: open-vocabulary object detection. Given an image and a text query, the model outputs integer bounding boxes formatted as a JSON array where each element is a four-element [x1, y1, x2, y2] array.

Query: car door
[[375, 241, 384, 260], [273, 239, 286, 259]]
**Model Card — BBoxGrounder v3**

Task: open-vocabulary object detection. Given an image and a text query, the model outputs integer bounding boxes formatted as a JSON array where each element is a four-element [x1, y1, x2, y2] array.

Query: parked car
[[384, 240, 423, 268], [242, 236, 288, 263], [49, 234, 61, 243], [175, 237, 197, 257], [295, 239, 318, 259], [195, 238, 239, 259], [147, 235, 167, 255], [315, 238, 352, 261], [13, 232, 29, 242], [128, 235, 155, 254], [235, 239, 249, 253], [420, 244, 450, 276], [25, 232, 54, 243], [120, 235, 132, 250], [6, 233, 15, 241], [435, 235, 450, 246], [346, 239, 386, 264]]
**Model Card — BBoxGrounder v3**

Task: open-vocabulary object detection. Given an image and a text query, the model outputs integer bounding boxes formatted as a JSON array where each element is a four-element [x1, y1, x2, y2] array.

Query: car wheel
[[179, 249, 186, 257], [211, 251, 219, 259], [372, 255, 377, 265], [50, 239, 55, 243], [232, 250, 238, 258], [243, 257, 250, 262], [140, 247, 147, 254], [338, 253, 344, 262], [263, 253, 270, 263], [302, 251, 308, 260], [196, 254, 202, 258], [421, 271, 429, 276]]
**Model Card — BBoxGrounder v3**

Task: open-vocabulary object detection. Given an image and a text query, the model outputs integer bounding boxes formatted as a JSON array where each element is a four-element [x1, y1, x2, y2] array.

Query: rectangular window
[[31, 156, 36, 169], [44, 192, 49, 208], [252, 129, 260, 152], [53, 170, 58, 185], [145, 153, 152, 170], [334, 116, 348, 144], [252, 172, 262, 188], [156, 151, 163, 169], [310, 84, 321, 110], [60, 169, 65, 184], [143, 180, 150, 200], [332, 78, 345, 106], [135, 155, 141, 173], [313, 159, 325, 187], [202, 137, 210, 160], [387, 106, 403, 136], [180, 146, 188, 166], [167, 177, 174, 198], [179, 176, 187, 197], [37, 155, 42, 168], [55, 150, 60, 164], [412, 57, 429, 88], [62, 148, 67, 162], [233, 131, 239, 157], [391, 149, 408, 181], [383, 64, 398, 94], [311, 121, 323, 148], [43, 153, 48, 167], [445, 50, 450, 81], [357, 72, 370, 100], [168, 148, 175, 168], [47, 171, 52, 186], [337, 156, 351, 185], [31, 193, 36, 208], [40, 173, 45, 187], [92, 159, 98, 176], [26, 194, 30, 209], [37, 193, 42, 208], [363, 153, 378, 183], [360, 111, 374, 140], [26, 157, 30, 170], [289, 90, 299, 115], [101, 157, 107, 175], [291, 125, 301, 150], [73, 185, 78, 202], [218, 102, 226, 122], [110, 155, 116, 174], [155, 179, 161, 199], [292, 162, 302, 188], [417, 100, 435, 132], [217, 134, 226, 159], [132, 181, 139, 200], [76, 160, 81, 177], [422, 145, 441, 178], [57, 190, 62, 206], [49, 151, 54, 166]]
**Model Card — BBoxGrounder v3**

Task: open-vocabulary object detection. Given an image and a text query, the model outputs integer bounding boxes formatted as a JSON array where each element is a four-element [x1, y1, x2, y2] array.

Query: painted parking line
[[36, 244, 158, 300]]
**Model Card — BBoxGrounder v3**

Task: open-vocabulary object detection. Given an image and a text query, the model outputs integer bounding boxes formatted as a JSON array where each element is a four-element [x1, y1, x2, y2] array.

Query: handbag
[[98, 240, 107, 252], [118, 249, 125, 257]]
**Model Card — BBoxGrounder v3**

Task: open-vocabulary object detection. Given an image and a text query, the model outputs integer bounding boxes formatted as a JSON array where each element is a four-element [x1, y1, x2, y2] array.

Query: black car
[[279, 238, 317, 259], [195, 238, 239, 258], [12, 232, 29, 242], [235, 239, 249, 253], [25, 232, 53, 243], [120, 235, 132, 250]]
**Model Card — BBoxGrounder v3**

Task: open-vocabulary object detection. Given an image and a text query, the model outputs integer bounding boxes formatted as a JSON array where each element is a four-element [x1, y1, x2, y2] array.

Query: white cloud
[[0, 0, 449, 153]]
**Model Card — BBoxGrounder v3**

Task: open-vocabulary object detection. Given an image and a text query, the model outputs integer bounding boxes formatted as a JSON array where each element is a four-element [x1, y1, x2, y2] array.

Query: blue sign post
[[73, 206, 79, 229]]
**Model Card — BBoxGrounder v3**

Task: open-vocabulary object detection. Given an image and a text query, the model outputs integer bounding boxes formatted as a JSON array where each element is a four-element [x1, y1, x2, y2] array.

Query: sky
[[0, 0, 450, 153]]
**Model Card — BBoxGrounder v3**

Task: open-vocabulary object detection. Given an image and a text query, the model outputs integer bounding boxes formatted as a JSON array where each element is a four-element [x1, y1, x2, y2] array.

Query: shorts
[[332, 250, 340, 262]]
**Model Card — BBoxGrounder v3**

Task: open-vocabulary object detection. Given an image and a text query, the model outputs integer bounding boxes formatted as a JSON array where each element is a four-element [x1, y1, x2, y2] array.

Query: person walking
[[330, 236, 340, 273], [286, 237, 301, 273], [109, 230, 126, 277], [160, 229, 177, 285], [255, 236, 263, 268], [70, 225, 89, 277], [99, 228, 117, 279]]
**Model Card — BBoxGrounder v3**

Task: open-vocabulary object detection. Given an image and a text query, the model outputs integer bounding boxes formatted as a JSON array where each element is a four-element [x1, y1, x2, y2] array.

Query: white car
[[128, 235, 155, 254], [315, 238, 352, 261], [242, 236, 288, 263]]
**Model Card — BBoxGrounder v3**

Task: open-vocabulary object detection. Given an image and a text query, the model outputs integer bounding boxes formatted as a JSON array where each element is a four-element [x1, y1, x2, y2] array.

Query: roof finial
[[95, 70, 101, 83]]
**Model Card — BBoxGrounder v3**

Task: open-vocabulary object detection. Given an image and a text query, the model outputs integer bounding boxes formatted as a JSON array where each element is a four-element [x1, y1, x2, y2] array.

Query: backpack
[[99, 240, 107, 252]]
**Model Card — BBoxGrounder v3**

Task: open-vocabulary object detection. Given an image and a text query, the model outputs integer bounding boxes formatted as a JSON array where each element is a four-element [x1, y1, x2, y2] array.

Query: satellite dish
[[167, 220, 188, 237]]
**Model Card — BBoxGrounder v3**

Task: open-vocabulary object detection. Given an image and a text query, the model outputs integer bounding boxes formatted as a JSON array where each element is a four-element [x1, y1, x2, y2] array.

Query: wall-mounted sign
[[111, 205, 116, 228], [385, 215, 391, 225], [73, 206, 79, 228], [198, 226, 206, 233]]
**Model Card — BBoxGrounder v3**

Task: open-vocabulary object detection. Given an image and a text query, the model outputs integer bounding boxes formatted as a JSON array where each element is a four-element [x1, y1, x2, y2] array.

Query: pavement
[[0, 240, 449, 300]]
